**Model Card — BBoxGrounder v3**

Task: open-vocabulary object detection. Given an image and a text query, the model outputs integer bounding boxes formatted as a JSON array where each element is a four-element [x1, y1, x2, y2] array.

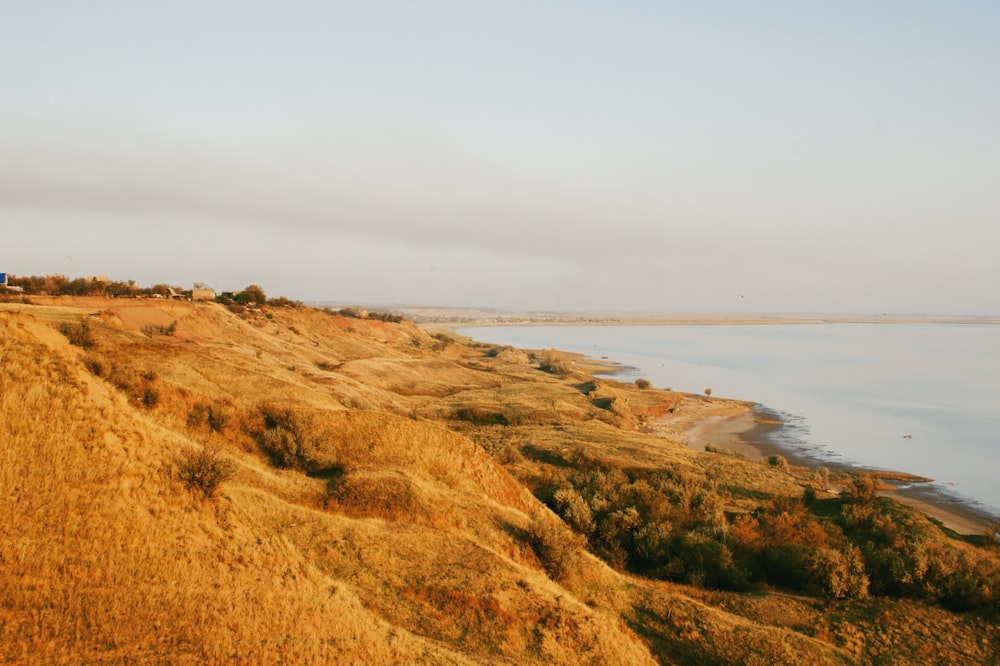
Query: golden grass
[[0, 317, 479, 664], [2, 299, 998, 665]]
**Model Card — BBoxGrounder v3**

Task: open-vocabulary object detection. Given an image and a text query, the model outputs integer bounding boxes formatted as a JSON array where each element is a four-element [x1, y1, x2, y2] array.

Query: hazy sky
[[3, 1, 999, 313]]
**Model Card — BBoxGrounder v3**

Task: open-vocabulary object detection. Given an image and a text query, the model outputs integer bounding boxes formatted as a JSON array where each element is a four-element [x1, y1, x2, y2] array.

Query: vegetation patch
[[60, 319, 95, 348], [176, 441, 237, 498]]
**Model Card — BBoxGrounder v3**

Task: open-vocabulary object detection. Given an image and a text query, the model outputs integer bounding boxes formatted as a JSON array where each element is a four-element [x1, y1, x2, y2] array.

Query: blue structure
[[0, 273, 6, 286]]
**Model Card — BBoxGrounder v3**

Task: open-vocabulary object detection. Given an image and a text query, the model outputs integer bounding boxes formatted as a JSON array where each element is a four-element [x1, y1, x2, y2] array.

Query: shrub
[[808, 545, 870, 599], [82, 352, 108, 377], [368, 311, 405, 323], [803, 485, 818, 504], [526, 513, 584, 581], [553, 487, 595, 535], [235, 284, 267, 305], [431, 332, 452, 346], [177, 441, 237, 498], [141, 321, 178, 338], [534, 349, 573, 376], [254, 405, 323, 470], [767, 454, 787, 469], [454, 407, 509, 426], [842, 472, 878, 505], [704, 388, 713, 396], [141, 385, 161, 408], [60, 320, 95, 348], [634, 378, 652, 390], [187, 401, 232, 432], [267, 296, 303, 308]]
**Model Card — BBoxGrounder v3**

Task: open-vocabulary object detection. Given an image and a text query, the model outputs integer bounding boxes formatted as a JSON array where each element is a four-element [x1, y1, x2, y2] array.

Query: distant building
[[0, 273, 23, 293], [192, 288, 216, 301]]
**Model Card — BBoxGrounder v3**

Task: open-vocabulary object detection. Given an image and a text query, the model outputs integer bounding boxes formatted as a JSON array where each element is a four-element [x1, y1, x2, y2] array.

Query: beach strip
[[653, 401, 992, 537]]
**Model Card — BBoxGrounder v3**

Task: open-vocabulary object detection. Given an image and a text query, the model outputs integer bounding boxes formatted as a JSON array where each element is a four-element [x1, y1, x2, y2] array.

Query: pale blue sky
[[3, 1, 999, 313]]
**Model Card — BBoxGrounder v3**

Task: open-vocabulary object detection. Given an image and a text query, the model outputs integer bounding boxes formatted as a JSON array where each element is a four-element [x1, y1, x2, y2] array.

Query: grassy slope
[[0, 298, 996, 664]]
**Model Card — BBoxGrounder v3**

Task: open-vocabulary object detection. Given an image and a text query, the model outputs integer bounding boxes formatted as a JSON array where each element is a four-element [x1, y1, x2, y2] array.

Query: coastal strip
[[650, 402, 994, 537]]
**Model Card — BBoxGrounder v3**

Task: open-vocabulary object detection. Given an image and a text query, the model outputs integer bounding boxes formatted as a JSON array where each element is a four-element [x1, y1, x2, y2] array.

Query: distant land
[[340, 305, 1000, 328]]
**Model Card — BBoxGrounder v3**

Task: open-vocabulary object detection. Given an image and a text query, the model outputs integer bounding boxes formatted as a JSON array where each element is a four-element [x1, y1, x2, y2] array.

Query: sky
[[2, 1, 999, 314]]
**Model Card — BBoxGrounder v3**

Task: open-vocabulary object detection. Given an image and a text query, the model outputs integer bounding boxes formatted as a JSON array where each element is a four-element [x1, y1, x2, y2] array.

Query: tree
[[235, 284, 267, 305]]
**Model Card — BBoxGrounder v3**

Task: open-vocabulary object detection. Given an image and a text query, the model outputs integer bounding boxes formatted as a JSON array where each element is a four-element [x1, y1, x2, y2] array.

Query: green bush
[[235, 284, 267, 305]]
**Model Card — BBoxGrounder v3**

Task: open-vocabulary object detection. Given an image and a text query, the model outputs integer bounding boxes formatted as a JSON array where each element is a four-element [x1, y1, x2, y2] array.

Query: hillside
[[1, 296, 997, 664]]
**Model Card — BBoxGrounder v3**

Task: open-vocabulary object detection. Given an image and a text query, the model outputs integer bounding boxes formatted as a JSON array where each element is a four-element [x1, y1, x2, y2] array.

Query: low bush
[[60, 320, 95, 349], [453, 407, 510, 426], [177, 441, 237, 498], [526, 513, 584, 581], [254, 405, 325, 470], [81, 352, 108, 377], [534, 349, 574, 376], [842, 472, 878, 505], [141, 321, 177, 337], [141, 385, 161, 408], [267, 296, 303, 308], [767, 454, 787, 469], [187, 401, 232, 433]]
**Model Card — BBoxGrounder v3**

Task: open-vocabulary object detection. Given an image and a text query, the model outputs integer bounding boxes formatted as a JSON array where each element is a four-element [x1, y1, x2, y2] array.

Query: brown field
[[1, 296, 997, 664]]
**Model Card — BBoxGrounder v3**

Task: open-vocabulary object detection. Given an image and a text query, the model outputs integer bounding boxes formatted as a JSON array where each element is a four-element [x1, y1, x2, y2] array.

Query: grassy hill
[[1, 296, 997, 664]]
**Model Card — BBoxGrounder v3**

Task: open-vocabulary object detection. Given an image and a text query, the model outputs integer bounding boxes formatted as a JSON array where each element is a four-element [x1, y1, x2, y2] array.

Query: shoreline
[[653, 404, 996, 537], [449, 321, 1000, 539], [426, 310, 1000, 329]]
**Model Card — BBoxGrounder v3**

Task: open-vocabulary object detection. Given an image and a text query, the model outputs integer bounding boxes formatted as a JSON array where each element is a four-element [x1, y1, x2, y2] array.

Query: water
[[458, 324, 1000, 518]]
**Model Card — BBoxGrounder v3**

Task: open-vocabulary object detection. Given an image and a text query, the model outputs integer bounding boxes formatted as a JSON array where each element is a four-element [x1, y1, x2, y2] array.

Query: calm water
[[458, 324, 1000, 517]]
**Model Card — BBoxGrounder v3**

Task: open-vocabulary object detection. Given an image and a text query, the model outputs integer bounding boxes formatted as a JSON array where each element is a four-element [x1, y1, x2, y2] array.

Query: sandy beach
[[650, 400, 993, 537]]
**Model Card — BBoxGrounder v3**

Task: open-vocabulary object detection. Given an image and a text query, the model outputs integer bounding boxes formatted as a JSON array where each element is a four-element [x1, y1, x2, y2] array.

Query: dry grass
[[0, 315, 476, 664], [2, 298, 998, 665]]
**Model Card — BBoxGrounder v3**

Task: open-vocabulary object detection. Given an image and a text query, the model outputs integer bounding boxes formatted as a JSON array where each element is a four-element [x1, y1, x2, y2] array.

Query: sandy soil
[[885, 494, 988, 537], [647, 398, 763, 457]]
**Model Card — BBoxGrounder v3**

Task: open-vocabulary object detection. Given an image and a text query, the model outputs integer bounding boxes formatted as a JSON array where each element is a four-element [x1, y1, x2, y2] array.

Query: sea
[[457, 323, 1000, 520]]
